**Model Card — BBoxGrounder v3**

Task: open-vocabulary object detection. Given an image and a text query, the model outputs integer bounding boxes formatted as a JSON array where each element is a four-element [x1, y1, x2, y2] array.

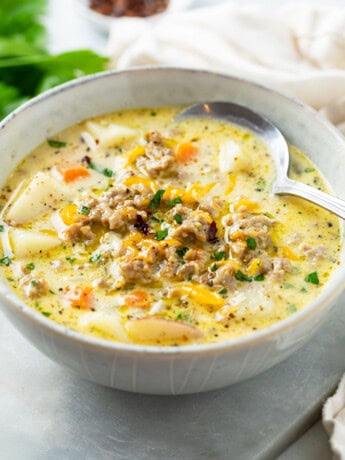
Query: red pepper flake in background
[[89, 0, 170, 17]]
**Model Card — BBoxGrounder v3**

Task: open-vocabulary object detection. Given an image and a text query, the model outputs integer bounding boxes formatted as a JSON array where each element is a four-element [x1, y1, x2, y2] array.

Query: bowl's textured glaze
[[0, 68, 344, 394]]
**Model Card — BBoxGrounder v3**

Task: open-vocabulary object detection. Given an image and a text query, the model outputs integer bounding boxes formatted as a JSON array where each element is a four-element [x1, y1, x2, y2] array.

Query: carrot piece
[[125, 290, 151, 308], [175, 143, 198, 163], [65, 286, 93, 310], [57, 164, 90, 182]]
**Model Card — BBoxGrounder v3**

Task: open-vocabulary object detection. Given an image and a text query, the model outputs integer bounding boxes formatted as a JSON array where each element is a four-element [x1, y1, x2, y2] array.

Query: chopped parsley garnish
[[176, 247, 189, 258], [214, 251, 226, 261], [283, 283, 294, 289], [66, 257, 76, 264], [246, 237, 257, 250], [41, 311, 51, 317], [31, 280, 38, 287], [26, 263, 35, 271], [78, 206, 90, 215], [305, 271, 319, 285], [49, 289, 56, 295], [151, 215, 164, 223], [0, 256, 12, 266], [149, 189, 165, 210], [211, 263, 218, 272], [287, 303, 297, 313], [255, 178, 266, 191], [89, 253, 101, 263], [102, 168, 114, 178], [87, 161, 97, 171], [0, 225, 4, 232], [47, 139, 67, 148], [87, 161, 114, 177], [254, 274, 265, 281], [150, 111, 157, 116], [218, 288, 228, 295], [235, 270, 252, 282], [155, 228, 169, 241], [174, 213, 182, 224], [176, 312, 190, 322], [304, 167, 315, 173], [166, 197, 182, 206]]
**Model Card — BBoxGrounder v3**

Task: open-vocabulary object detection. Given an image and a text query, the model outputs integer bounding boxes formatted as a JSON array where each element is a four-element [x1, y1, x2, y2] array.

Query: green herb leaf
[[155, 228, 168, 241], [283, 283, 294, 289], [287, 303, 297, 313], [151, 215, 163, 223], [66, 257, 76, 264], [304, 167, 315, 173], [246, 237, 257, 250], [214, 251, 226, 261], [173, 213, 182, 224], [41, 311, 51, 317], [255, 178, 266, 191], [89, 253, 101, 263], [176, 247, 189, 258], [166, 197, 182, 206], [254, 274, 265, 281], [0, 0, 108, 122], [31, 280, 37, 287], [305, 271, 319, 285], [0, 256, 12, 266], [235, 270, 252, 282], [48, 139, 67, 148], [26, 262, 35, 271], [176, 312, 190, 322], [149, 189, 165, 210], [78, 206, 90, 215], [0, 225, 4, 232], [218, 288, 228, 295], [102, 168, 114, 178], [87, 161, 114, 177], [211, 263, 218, 272]]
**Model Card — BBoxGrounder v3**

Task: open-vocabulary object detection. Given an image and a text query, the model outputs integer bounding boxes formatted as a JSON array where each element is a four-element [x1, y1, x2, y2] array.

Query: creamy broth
[[0, 107, 341, 346]]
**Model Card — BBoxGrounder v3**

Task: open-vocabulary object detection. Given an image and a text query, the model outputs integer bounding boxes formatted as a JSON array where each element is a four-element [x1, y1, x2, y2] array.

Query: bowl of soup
[[0, 68, 344, 394]]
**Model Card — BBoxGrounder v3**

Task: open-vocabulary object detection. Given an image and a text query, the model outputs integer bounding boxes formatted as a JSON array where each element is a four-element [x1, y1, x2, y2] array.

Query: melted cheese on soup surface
[[0, 107, 341, 346]]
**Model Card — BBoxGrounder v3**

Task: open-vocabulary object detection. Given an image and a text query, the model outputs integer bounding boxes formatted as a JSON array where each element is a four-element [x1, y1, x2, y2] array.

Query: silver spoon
[[176, 102, 345, 219]]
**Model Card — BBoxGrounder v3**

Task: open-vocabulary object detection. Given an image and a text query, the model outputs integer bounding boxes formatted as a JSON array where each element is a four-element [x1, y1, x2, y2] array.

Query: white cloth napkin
[[107, 1, 345, 132], [107, 3, 345, 455], [324, 375, 345, 460]]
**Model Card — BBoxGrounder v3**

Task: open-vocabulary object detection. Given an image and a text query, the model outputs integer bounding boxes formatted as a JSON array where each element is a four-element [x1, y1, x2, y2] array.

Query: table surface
[[1, 0, 345, 458]]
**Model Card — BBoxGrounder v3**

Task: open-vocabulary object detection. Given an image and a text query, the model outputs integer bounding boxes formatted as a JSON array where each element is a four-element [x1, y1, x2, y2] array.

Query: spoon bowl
[[176, 101, 345, 219]]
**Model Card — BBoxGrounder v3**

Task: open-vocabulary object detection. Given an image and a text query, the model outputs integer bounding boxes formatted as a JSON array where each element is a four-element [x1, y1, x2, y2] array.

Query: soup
[[0, 107, 341, 345]]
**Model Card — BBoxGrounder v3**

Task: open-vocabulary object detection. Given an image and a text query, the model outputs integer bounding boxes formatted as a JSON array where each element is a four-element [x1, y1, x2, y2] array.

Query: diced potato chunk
[[86, 121, 138, 148], [4, 173, 72, 225], [126, 317, 203, 342], [79, 311, 128, 341], [219, 140, 244, 173], [9, 229, 61, 257]]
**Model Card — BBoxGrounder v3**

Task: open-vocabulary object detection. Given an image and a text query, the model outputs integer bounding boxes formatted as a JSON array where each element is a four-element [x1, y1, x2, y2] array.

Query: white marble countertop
[[1, 0, 344, 458]]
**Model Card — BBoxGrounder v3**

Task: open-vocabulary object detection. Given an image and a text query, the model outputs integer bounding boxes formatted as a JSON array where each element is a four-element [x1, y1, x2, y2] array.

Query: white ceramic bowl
[[0, 68, 344, 395]]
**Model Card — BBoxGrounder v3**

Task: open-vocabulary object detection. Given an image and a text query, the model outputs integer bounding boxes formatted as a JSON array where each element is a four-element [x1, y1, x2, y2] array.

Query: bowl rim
[[0, 66, 344, 356]]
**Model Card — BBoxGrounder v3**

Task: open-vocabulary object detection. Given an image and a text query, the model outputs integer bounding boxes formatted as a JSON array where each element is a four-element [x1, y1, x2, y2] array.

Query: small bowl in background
[[73, 0, 196, 33]]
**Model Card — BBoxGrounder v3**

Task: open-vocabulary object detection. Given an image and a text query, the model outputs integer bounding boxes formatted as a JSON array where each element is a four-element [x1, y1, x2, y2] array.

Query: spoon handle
[[273, 178, 345, 219]]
